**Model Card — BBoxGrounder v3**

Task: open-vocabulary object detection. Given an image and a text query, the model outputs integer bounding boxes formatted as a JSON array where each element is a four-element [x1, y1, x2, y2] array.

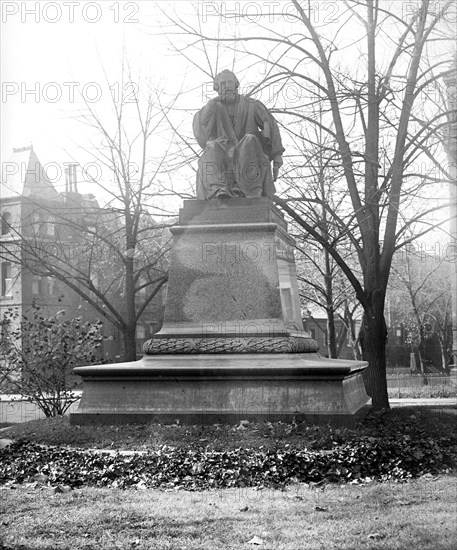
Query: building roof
[[303, 302, 363, 321], [1, 146, 62, 202]]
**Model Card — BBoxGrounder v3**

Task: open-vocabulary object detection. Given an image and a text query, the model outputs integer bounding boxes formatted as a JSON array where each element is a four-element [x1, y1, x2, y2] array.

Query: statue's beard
[[220, 91, 237, 103]]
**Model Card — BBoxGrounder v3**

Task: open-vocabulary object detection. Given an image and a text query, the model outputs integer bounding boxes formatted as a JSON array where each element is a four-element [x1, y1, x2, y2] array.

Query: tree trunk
[[122, 324, 137, 362], [336, 323, 348, 358], [417, 323, 427, 373], [360, 298, 390, 410], [438, 337, 447, 373], [342, 305, 362, 361], [418, 349, 425, 374], [124, 225, 137, 362], [323, 246, 337, 358], [326, 307, 337, 358]]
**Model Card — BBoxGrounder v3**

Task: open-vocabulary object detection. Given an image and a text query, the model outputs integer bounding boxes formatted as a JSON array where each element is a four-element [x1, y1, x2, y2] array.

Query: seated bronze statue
[[193, 70, 285, 199]]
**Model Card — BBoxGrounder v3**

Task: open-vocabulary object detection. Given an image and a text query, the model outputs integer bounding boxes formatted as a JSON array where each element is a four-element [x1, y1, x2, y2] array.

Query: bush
[[0, 305, 105, 417]]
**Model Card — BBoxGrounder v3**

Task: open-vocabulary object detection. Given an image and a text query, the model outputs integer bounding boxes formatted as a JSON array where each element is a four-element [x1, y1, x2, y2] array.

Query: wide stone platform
[[71, 354, 368, 425], [71, 198, 369, 425]]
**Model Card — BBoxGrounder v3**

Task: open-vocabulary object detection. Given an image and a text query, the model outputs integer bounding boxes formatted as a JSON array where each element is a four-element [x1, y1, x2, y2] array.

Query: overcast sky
[[1, 2, 167, 189], [1, 0, 454, 235], [0, 1, 260, 202], [0, 1, 374, 162], [0, 0, 288, 201]]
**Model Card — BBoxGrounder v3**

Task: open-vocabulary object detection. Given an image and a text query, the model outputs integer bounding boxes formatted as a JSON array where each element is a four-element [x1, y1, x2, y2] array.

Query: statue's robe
[[193, 96, 285, 199]]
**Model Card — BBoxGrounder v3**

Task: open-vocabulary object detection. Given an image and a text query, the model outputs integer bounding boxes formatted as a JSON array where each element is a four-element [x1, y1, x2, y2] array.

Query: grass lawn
[[387, 386, 457, 399], [1, 407, 456, 549], [1, 476, 456, 549]]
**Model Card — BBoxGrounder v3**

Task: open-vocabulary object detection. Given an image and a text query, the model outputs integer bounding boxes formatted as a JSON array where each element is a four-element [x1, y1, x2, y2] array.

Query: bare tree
[[1, 67, 175, 361], [297, 241, 362, 359], [390, 245, 453, 373], [283, 111, 362, 359], [161, 0, 456, 409]]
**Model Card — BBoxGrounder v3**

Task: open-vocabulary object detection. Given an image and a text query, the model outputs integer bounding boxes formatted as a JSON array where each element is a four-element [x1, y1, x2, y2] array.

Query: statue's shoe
[[230, 187, 245, 197], [214, 189, 231, 199]]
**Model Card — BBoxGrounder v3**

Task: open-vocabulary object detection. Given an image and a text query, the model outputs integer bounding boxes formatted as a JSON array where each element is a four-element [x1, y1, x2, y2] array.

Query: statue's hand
[[273, 155, 283, 181]]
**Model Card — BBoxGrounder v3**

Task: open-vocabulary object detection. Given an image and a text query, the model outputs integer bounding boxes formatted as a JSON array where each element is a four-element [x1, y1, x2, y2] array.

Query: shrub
[[0, 305, 105, 417]]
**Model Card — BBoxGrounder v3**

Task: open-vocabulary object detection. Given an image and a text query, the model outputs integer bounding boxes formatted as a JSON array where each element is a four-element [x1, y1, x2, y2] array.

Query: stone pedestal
[[158, 197, 310, 340], [71, 198, 369, 425]]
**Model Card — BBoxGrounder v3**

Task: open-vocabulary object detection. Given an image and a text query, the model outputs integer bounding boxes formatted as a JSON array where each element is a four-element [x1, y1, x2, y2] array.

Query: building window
[[32, 213, 41, 234], [1, 262, 13, 297], [0, 319, 10, 347], [137, 277, 147, 296], [48, 277, 56, 295], [1, 212, 11, 235], [47, 216, 55, 236], [32, 276, 42, 295], [136, 324, 146, 339], [309, 328, 316, 340]]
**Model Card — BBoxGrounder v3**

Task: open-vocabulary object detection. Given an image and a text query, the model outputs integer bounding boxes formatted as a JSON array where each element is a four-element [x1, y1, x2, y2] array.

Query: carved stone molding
[[143, 336, 319, 355]]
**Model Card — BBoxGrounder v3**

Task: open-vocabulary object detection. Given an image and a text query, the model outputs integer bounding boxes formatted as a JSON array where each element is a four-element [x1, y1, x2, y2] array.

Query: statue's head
[[213, 70, 239, 94]]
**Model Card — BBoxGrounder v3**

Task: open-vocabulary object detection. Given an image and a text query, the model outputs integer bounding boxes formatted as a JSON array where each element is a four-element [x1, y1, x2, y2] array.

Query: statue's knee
[[237, 134, 260, 152], [205, 139, 228, 152], [205, 140, 218, 150], [243, 133, 257, 143]]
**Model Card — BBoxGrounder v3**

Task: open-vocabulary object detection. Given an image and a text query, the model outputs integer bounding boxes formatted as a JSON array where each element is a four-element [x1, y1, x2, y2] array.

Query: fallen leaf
[[247, 535, 264, 545], [54, 485, 71, 494], [368, 532, 385, 540], [240, 506, 249, 512], [33, 474, 49, 484]]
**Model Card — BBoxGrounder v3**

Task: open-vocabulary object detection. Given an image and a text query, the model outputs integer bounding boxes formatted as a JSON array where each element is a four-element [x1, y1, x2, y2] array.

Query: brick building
[[1, 146, 165, 364], [302, 310, 361, 360], [1, 146, 85, 318]]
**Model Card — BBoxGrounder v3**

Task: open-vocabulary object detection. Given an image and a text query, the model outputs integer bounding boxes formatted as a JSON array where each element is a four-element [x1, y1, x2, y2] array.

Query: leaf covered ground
[[1, 408, 456, 490], [5, 406, 456, 450]]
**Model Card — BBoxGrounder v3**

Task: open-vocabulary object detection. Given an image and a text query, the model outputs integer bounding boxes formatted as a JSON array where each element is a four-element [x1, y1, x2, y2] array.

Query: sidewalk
[[1, 396, 456, 426], [389, 397, 457, 409], [0, 396, 81, 425]]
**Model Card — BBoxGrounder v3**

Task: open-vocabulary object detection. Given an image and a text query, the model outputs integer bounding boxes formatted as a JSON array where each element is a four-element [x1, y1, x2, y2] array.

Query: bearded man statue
[[193, 70, 285, 199]]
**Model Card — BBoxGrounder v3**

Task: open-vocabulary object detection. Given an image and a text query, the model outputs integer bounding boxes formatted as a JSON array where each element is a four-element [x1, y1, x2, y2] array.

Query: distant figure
[[193, 70, 285, 200]]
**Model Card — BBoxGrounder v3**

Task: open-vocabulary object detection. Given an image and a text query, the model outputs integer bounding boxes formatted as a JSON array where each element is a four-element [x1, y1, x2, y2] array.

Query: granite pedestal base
[[71, 198, 370, 426], [70, 353, 369, 425]]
